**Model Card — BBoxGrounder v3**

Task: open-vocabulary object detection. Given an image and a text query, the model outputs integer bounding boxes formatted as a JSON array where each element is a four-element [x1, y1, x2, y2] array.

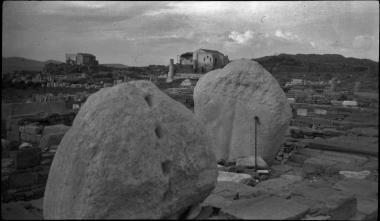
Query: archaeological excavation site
[[2, 1, 378, 220]]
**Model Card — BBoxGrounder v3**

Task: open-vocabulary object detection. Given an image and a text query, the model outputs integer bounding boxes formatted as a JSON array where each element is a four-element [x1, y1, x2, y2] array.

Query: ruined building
[[65, 53, 98, 66], [176, 49, 229, 74]]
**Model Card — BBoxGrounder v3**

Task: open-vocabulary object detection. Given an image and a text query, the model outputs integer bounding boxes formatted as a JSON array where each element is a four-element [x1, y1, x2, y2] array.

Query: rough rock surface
[[43, 81, 217, 219], [194, 59, 291, 163]]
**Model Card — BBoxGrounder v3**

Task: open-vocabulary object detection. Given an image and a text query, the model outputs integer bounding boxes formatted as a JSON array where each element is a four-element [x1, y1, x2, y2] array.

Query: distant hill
[[2, 57, 64, 73], [253, 54, 379, 91], [100, 63, 129, 69], [44, 59, 64, 65]]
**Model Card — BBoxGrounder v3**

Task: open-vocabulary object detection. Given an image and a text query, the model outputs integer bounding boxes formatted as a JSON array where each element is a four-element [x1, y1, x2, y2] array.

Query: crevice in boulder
[[144, 94, 153, 107], [155, 124, 163, 139], [161, 160, 172, 175]]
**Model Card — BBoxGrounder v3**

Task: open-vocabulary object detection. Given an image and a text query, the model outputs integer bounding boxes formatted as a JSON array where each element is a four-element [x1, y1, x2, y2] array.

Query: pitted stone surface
[[43, 81, 217, 219]]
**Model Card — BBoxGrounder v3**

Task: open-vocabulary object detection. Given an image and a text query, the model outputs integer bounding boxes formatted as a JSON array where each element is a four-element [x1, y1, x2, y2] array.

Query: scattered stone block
[[339, 170, 371, 179], [235, 156, 268, 169], [221, 196, 310, 219], [217, 171, 252, 183], [306, 136, 378, 157], [350, 127, 378, 137], [42, 124, 70, 137], [303, 157, 340, 175], [39, 132, 65, 149], [19, 142, 32, 149], [40, 159, 52, 165], [253, 174, 303, 198], [289, 153, 309, 164]]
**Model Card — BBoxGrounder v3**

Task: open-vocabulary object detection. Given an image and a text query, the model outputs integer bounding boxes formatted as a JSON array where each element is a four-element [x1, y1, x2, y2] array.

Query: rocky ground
[[2, 132, 377, 220], [186, 133, 378, 220]]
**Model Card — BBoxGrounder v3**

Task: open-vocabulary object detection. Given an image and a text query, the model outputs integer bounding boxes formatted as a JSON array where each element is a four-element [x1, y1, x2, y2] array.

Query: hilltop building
[[65, 53, 98, 66], [176, 49, 229, 74], [192, 49, 229, 73]]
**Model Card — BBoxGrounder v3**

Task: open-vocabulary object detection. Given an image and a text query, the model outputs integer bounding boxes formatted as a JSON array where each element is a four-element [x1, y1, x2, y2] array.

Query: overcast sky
[[2, 1, 379, 66]]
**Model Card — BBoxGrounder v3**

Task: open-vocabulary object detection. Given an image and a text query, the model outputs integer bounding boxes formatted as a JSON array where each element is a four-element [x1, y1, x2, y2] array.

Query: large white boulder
[[194, 59, 292, 164], [43, 81, 217, 219]]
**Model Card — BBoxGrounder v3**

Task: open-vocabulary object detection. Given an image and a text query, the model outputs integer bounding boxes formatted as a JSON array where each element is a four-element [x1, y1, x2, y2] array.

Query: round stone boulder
[[43, 80, 217, 219], [194, 59, 292, 164]]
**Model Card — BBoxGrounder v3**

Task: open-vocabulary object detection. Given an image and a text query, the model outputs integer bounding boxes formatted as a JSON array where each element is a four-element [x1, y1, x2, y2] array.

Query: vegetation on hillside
[[253, 54, 378, 92]]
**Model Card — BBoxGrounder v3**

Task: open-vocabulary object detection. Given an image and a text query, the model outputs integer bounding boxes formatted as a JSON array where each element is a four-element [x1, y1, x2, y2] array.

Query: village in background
[[1, 48, 379, 219]]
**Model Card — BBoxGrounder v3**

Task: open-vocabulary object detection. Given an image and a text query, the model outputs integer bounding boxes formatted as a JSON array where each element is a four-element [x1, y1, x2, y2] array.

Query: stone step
[[305, 137, 378, 157], [221, 196, 310, 220], [297, 148, 369, 165]]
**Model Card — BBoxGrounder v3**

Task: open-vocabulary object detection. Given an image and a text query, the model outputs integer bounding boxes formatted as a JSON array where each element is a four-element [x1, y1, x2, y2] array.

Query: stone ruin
[[43, 81, 217, 219], [43, 60, 293, 219], [194, 59, 292, 165]]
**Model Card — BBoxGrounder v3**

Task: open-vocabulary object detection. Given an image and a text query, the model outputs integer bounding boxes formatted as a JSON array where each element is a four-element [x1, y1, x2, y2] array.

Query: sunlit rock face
[[194, 59, 292, 164]]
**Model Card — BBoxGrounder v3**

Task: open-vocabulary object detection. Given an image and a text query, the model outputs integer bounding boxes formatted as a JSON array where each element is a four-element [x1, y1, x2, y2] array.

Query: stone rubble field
[[1, 59, 378, 220]]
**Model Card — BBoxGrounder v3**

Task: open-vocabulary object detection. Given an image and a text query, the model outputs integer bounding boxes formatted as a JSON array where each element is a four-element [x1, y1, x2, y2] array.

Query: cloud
[[2, 1, 379, 64], [275, 30, 301, 41], [329, 40, 345, 48], [228, 30, 255, 44], [144, 2, 231, 17], [352, 35, 374, 50]]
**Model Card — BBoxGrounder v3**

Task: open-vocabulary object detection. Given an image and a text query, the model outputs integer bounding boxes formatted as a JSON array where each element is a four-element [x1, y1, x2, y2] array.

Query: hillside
[[2, 57, 63, 73], [253, 54, 379, 91], [100, 63, 129, 69]]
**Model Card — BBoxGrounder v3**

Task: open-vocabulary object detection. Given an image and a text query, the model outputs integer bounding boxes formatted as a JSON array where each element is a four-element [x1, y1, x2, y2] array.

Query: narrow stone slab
[[212, 181, 260, 200], [333, 178, 378, 198], [221, 196, 310, 220], [217, 171, 252, 183], [253, 174, 303, 198], [305, 136, 378, 157], [298, 148, 369, 165], [303, 157, 341, 175]]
